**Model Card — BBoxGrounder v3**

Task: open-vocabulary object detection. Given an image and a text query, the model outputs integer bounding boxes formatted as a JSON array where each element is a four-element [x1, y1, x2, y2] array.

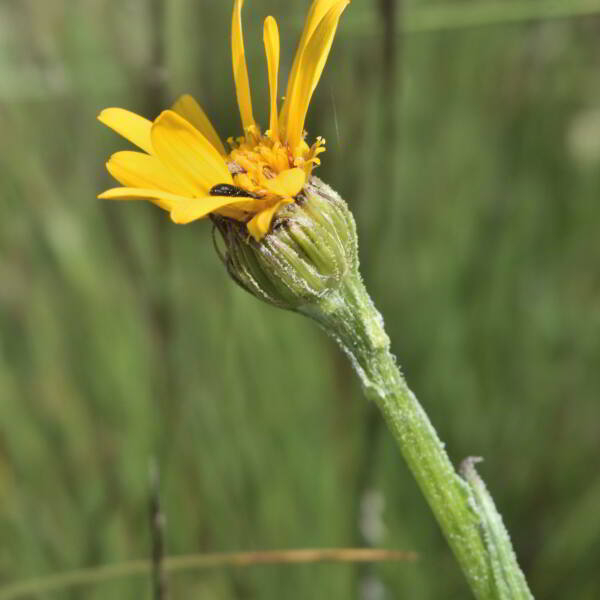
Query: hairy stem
[[301, 271, 533, 599]]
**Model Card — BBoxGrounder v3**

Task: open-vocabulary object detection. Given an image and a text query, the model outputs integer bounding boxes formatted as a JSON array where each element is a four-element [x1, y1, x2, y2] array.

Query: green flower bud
[[212, 176, 358, 311]]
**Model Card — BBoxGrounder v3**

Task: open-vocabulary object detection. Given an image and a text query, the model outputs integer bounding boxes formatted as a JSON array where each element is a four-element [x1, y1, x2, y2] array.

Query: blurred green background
[[1, 0, 599, 598]]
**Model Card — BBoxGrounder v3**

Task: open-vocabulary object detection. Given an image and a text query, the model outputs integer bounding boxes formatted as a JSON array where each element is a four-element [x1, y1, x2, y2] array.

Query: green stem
[[301, 271, 533, 600], [461, 458, 534, 600]]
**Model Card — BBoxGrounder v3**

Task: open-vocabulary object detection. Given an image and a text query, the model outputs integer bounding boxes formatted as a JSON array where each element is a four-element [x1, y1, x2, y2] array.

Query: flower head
[[214, 176, 358, 311], [98, 0, 349, 241]]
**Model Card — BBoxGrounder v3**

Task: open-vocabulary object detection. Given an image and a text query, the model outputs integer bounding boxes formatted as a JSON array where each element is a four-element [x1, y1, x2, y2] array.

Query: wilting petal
[[262, 167, 306, 197], [263, 16, 280, 141], [170, 195, 252, 224], [247, 198, 293, 241], [232, 0, 255, 131], [151, 110, 233, 195], [98, 108, 153, 155], [284, 2, 349, 151], [106, 151, 194, 196], [171, 94, 226, 156]]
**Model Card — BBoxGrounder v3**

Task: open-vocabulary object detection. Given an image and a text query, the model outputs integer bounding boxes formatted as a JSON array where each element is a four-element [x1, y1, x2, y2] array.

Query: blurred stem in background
[[147, 0, 177, 462], [355, 1, 402, 598], [149, 460, 169, 600]]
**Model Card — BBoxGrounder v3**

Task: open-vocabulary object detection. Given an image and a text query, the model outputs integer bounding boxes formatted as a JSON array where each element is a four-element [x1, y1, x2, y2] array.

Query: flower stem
[[300, 271, 533, 600]]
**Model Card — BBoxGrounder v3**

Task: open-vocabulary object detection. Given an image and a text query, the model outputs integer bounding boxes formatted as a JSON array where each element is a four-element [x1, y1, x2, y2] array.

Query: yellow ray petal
[[262, 167, 306, 197], [284, 2, 349, 151], [171, 94, 227, 156], [214, 205, 253, 220], [279, 0, 345, 132], [170, 196, 254, 224], [263, 16, 280, 141], [98, 187, 190, 211], [232, 0, 255, 131], [151, 110, 233, 195], [97, 108, 153, 155], [106, 151, 194, 196], [247, 198, 293, 241]]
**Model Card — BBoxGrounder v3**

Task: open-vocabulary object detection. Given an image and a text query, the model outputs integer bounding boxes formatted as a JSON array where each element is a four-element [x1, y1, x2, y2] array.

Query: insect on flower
[[209, 184, 258, 199], [98, 0, 350, 241]]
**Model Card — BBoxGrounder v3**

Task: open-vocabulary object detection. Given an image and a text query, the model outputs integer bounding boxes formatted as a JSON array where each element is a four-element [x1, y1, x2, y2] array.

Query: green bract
[[213, 177, 358, 311]]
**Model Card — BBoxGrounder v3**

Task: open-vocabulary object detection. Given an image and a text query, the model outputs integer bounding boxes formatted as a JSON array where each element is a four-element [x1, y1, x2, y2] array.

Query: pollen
[[227, 131, 326, 200]]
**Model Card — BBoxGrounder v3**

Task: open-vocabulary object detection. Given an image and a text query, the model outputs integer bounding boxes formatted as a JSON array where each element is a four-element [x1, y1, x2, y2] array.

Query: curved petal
[[171, 94, 227, 156], [106, 151, 195, 196], [279, 0, 344, 132], [232, 0, 255, 131], [247, 198, 293, 241], [262, 167, 305, 197], [170, 195, 254, 224], [263, 16, 280, 141], [98, 187, 190, 211], [98, 108, 153, 155], [284, 2, 349, 151], [151, 110, 233, 195]]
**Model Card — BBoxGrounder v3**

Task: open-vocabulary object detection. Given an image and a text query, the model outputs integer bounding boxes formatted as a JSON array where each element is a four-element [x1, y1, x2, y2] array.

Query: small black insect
[[209, 184, 257, 198]]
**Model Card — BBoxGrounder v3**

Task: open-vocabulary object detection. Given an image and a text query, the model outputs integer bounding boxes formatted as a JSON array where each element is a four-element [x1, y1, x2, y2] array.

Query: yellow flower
[[98, 0, 350, 241]]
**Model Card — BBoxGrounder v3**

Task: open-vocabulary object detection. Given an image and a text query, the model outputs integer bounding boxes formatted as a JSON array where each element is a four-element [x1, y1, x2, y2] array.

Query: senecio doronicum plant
[[98, 1, 534, 598]]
